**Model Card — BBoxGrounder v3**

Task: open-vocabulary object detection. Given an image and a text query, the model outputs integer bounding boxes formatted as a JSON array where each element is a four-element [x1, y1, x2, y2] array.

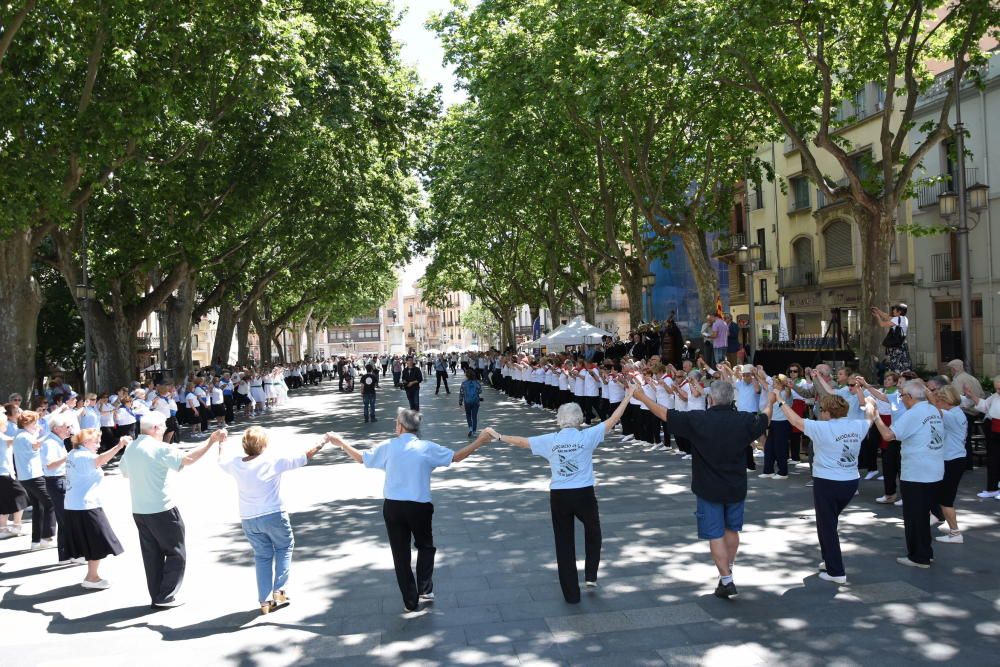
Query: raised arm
[[452, 431, 492, 463], [485, 426, 530, 449], [96, 436, 131, 467], [183, 429, 226, 468]]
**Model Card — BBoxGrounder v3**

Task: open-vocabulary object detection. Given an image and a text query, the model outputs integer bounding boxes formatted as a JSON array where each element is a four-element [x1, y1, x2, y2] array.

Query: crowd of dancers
[[2, 338, 998, 613]]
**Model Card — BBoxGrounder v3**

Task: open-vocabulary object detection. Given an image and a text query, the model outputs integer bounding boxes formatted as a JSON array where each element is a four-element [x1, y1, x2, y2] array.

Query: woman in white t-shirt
[[219, 426, 328, 614], [486, 385, 635, 604], [873, 304, 911, 372], [64, 428, 129, 589], [779, 392, 876, 584]]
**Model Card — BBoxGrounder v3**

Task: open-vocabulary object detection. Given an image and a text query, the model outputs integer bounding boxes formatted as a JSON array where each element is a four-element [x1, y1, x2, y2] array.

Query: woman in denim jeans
[[459, 368, 483, 437], [220, 426, 331, 614]]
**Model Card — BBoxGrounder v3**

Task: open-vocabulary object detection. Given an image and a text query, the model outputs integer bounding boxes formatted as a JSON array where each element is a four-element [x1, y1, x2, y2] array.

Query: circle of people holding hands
[[1, 345, 998, 615]]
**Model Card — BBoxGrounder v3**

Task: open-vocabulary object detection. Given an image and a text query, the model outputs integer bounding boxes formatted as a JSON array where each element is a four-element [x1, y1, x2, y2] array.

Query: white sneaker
[[585, 581, 598, 588], [864, 471, 880, 480], [875, 495, 894, 504], [894, 499, 903, 506], [818, 572, 847, 584], [621, 435, 635, 442], [818, 561, 826, 571], [876, 475, 885, 481], [0, 529, 16, 540], [81, 579, 111, 590], [758, 473, 774, 479], [977, 490, 999, 498], [896, 556, 930, 569], [936, 532, 964, 544], [30, 542, 42, 550], [773, 475, 789, 481], [681, 454, 692, 460], [419, 592, 435, 601]]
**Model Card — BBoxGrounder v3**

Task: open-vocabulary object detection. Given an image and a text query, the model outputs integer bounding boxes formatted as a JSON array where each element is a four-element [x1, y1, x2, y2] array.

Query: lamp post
[[73, 283, 97, 393], [641, 272, 656, 322], [939, 179, 990, 374], [736, 244, 763, 357]]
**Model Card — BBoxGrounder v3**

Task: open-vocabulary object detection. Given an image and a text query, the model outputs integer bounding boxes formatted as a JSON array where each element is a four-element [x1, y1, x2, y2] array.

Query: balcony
[[917, 168, 979, 209], [137, 334, 161, 351], [778, 264, 819, 290], [351, 316, 379, 325], [712, 233, 746, 258], [930, 253, 959, 282]]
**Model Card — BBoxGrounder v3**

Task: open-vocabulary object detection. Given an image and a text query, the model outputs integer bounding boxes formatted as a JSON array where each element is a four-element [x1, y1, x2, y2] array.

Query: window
[[792, 237, 813, 270], [789, 176, 810, 211], [759, 278, 768, 306], [753, 181, 764, 210], [823, 220, 853, 268], [756, 228, 768, 270]]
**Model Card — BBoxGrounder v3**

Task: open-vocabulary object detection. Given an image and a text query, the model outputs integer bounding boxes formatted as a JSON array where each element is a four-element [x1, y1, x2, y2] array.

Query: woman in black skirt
[[64, 428, 130, 589], [0, 411, 29, 538]]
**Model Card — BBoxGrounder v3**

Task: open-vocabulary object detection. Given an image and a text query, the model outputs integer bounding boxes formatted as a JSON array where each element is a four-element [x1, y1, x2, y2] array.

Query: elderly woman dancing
[[485, 383, 635, 604]]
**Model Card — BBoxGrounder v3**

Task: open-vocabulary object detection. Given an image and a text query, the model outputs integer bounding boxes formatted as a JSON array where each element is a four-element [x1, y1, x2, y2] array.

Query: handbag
[[882, 324, 904, 348]]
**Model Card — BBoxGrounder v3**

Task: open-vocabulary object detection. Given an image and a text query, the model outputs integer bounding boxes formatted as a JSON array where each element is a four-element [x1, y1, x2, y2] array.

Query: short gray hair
[[139, 411, 167, 434], [48, 413, 75, 430], [901, 380, 927, 401], [396, 407, 422, 433], [708, 380, 735, 406], [556, 402, 585, 429]]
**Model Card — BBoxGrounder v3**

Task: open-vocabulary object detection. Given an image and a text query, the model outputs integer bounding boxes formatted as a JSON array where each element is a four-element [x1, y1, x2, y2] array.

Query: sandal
[[260, 601, 276, 615], [273, 590, 290, 607]]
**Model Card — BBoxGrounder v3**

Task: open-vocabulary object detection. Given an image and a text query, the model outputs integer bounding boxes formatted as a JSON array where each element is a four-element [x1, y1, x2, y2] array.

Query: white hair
[[139, 411, 167, 434], [901, 381, 927, 401], [396, 407, 422, 433], [556, 402, 585, 429], [48, 413, 76, 430], [708, 380, 735, 406]]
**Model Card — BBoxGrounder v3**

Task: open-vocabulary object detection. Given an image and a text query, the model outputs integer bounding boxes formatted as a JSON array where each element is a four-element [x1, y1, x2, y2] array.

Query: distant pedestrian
[[434, 355, 450, 395], [327, 409, 493, 612], [119, 412, 222, 607], [401, 358, 423, 411], [361, 364, 379, 423], [219, 426, 330, 614], [458, 368, 483, 437]]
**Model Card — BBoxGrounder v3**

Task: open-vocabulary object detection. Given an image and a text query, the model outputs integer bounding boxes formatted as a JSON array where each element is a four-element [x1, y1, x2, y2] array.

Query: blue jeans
[[241, 511, 294, 604], [713, 347, 727, 365], [464, 401, 480, 432], [363, 393, 376, 420]]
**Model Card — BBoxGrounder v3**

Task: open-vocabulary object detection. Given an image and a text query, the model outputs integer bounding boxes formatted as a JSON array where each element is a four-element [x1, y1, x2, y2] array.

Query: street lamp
[[736, 243, 763, 356], [73, 283, 98, 393], [641, 272, 656, 322], [939, 178, 990, 373]]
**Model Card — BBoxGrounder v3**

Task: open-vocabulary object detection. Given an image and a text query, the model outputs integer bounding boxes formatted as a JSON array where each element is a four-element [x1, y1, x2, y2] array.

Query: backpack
[[882, 324, 904, 348]]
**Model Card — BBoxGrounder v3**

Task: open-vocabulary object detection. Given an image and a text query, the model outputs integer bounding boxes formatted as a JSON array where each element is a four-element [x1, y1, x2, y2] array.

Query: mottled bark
[[857, 208, 894, 377], [211, 301, 237, 367], [0, 232, 42, 399], [164, 273, 196, 380]]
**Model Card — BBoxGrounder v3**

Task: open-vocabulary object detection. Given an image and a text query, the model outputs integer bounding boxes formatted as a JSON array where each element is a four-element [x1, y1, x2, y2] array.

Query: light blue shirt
[[66, 449, 104, 510], [41, 433, 66, 477], [734, 380, 758, 413], [13, 432, 43, 480], [119, 434, 186, 514], [529, 424, 605, 490], [362, 433, 454, 503], [940, 406, 968, 462], [892, 400, 945, 483], [0, 436, 13, 477], [834, 387, 868, 421], [804, 418, 869, 481], [79, 407, 101, 430]]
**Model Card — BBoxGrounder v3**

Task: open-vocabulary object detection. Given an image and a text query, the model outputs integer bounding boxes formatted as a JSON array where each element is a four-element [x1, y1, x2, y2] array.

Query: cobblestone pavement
[[2, 380, 998, 666]]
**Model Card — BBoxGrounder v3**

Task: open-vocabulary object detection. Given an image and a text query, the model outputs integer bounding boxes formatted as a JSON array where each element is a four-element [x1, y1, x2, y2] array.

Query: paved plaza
[[2, 382, 999, 666]]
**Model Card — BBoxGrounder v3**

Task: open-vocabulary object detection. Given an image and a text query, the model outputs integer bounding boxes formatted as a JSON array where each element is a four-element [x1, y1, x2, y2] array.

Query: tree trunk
[[274, 331, 286, 364], [0, 233, 42, 399], [545, 289, 563, 329], [253, 307, 273, 366], [623, 273, 644, 330], [211, 301, 237, 367], [858, 209, 894, 377], [236, 311, 252, 366], [306, 316, 318, 358], [675, 226, 720, 321], [86, 307, 138, 390], [164, 273, 197, 380]]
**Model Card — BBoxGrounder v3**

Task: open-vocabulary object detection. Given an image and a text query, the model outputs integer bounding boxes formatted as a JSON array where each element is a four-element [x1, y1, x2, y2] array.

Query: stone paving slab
[[2, 381, 999, 666]]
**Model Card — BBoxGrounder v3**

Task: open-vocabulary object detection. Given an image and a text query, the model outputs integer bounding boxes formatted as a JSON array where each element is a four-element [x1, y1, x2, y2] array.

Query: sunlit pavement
[[2, 381, 998, 666]]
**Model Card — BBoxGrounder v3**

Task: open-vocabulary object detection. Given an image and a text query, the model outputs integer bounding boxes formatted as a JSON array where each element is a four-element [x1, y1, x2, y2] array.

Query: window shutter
[[824, 221, 853, 268]]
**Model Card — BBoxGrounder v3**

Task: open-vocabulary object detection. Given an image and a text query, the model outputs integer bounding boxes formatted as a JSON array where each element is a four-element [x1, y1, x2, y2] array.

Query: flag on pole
[[532, 316, 541, 340], [715, 293, 724, 318], [778, 296, 790, 342]]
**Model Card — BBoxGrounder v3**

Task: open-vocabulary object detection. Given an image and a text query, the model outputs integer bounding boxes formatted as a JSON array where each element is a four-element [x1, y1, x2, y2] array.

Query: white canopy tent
[[534, 317, 613, 348]]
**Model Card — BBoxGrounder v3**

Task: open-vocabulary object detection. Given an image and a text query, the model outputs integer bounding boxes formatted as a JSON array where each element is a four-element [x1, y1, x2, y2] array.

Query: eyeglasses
[[788, 369, 799, 374]]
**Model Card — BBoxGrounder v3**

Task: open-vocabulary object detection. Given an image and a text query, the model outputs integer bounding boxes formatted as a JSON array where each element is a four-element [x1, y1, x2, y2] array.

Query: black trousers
[[22, 477, 56, 543], [859, 424, 880, 472], [789, 431, 803, 462], [581, 396, 599, 424], [986, 430, 1000, 494], [133, 507, 187, 604], [813, 477, 858, 577], [223, 394, 235, 424], [882, 442, 901, 496], [405, 387, 420, 410], [45, 476, 70, 561], [435, 371, 450, 394], [550, 486, 601, 603], [383, 499, 435, 610], [900, 480, 937, 565]]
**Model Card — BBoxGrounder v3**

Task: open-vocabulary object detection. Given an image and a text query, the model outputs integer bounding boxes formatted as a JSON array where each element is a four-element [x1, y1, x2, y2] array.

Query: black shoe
[[714, 581, 738, 599], [364, 418, 369, 423], [468, 430, 473, 437]]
